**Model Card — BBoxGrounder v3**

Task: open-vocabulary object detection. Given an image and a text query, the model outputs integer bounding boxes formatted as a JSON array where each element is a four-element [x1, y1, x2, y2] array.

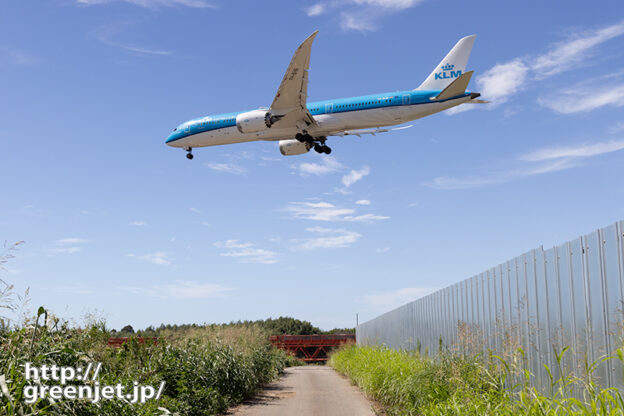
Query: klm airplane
[[165, 32, 487, 159]]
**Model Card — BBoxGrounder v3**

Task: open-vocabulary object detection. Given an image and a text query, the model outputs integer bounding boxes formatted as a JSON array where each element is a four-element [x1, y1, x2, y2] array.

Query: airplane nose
[[165, 133, 177, 146]]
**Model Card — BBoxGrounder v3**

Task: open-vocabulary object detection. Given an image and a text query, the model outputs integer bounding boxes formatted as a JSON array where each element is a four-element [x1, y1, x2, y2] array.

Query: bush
[[330, 344, 624, 415], [0, 313, 293, 415]]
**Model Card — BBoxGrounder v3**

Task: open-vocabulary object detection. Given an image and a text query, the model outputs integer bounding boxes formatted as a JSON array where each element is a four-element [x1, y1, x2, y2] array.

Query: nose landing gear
[[185, 147, 194, 160], [296, 132, 331, 155]]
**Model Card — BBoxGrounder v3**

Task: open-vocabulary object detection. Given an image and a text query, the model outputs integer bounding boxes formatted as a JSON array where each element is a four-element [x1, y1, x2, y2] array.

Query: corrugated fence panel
[[356, 220, 624, 390]]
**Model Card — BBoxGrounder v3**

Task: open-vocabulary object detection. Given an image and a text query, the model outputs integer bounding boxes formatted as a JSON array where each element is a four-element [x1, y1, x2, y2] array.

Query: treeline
[[116, 316, 355, 337]]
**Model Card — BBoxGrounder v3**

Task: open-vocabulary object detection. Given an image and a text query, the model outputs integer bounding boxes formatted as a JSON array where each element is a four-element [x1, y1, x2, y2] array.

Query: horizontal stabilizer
[[433, 71, 473, 101], [334, 125, 412, 138]]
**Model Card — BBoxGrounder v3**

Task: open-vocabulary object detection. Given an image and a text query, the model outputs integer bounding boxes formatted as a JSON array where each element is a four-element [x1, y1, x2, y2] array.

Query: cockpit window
[[173, 128, 177, 131]]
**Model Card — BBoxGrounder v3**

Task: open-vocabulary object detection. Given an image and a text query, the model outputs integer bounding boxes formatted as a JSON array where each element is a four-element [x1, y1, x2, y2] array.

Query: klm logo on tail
[[435, 63, 462, 80]]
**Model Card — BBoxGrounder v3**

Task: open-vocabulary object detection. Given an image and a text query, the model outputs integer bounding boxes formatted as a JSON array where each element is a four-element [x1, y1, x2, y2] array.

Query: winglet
[[432, 71, 473, 100]]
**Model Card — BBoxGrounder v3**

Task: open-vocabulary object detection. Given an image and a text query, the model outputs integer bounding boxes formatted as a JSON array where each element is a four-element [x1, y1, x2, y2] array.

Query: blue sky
[[1, 0, 624, 330]]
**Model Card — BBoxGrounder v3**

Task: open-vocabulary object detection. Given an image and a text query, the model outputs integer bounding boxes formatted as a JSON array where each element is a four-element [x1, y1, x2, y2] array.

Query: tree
[[120, 325, 135, 334]]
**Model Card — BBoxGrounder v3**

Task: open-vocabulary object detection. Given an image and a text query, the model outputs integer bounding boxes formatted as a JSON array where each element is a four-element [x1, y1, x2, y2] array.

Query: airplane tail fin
[[416, 35, 476, 91]]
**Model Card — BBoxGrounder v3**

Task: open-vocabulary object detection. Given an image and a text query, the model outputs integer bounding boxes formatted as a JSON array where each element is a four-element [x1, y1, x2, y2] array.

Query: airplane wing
[[269, 31, 319, 129], [332, 125, 413, 137]]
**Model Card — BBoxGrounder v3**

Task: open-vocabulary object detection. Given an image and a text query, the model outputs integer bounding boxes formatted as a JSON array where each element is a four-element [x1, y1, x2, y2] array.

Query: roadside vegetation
[[1, 243, 306, 416], [330, 344, 624, 415], [1, 312, 301, 416]]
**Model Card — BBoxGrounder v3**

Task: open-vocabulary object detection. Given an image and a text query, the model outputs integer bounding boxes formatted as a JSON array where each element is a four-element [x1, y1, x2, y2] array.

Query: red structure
[[269, 334, 355, 362], [107, 337, 158, 348]]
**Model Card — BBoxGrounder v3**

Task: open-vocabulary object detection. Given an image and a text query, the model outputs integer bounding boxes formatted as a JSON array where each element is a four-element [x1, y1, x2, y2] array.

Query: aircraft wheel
[[323, 146, 332, 154], [186, 153, 194, 160], [314, 144, 323, 153], [296, 133, 304, 142]]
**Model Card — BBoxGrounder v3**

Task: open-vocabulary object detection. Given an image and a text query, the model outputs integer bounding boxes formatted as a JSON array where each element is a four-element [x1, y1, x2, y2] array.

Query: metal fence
[[357, 220, 624, 389]]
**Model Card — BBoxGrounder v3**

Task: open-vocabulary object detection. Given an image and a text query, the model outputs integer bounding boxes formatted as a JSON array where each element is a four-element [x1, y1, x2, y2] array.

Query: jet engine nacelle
[[236, 110, 268, 134], [236, 109, 283, 134], [279, 139, 311, 156]]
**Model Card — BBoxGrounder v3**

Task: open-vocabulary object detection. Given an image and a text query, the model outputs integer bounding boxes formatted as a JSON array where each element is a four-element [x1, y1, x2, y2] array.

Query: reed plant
[[330, 344, 624, 415], [0, 311, 297, 415]]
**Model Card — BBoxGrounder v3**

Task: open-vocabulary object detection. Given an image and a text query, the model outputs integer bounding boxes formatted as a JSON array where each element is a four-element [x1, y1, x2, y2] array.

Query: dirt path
[[228, 366, 376, 416]]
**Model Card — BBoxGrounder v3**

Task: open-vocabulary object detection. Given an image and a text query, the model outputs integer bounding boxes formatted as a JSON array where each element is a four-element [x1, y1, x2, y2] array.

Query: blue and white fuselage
[[165, 33, 486, 158]]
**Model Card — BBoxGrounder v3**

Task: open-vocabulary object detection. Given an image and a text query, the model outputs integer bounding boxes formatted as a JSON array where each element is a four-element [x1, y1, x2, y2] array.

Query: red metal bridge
[[269, 334, 355, 362]]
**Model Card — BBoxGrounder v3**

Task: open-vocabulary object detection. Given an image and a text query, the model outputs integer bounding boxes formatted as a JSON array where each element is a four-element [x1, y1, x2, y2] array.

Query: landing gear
[[313, 144, 331, 154], [185, 147, 193, 160], [298, 132, 332, 155]]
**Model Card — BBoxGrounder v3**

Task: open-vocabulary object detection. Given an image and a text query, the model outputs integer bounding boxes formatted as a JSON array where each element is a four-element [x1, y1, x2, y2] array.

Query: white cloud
[[424, 159, 578, 190], [355, 199, 371, 205], [425, 138, 624, 190], [2, 49, 38, 65], [48, 238, 88, 255], [189, 207, 203, 214], [129, 220, 146, 226], [305, 3, 325, 16], [353, 0, 422, 8], [475, 21, 624, 107], [609, 122, 624, 133], [77, 0, 216, 9], [296, 157, 343, 176], [341, 166, 370, 187], [284, 201, 389, 223], [340, 12, 376, 32], [307, 0, 424, 32], [120, 280, 232, 299], [214, 240, 278, 264], [476, 59, 529, 105], [520, 139, 624, 161], [538, 83, 624, 114], [95, 26, 172, 56], [285, 202, 355, 221], [205, 162, 247, 175], [291, 227, 361, 250], [376, 247, 391, 253], [532, 21, 624, 77], [343, 214, 390, 223], [364, 286, 438, 310], [57, 238, 89, 245], [127, 251, 172, 266]]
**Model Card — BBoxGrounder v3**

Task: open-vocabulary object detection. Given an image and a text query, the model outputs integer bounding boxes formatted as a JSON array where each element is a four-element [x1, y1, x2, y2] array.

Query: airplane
[[165, 32, 487, 159]]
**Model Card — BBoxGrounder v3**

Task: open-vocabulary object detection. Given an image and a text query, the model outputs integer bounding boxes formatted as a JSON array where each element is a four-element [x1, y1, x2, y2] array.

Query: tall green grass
[[0, 311, 298, 416], [330, 345, 624, 415]]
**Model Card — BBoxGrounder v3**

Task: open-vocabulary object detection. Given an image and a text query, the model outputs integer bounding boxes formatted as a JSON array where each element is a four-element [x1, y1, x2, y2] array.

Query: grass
[[0, 309, 300, 416], [330, 344, 624, 415]]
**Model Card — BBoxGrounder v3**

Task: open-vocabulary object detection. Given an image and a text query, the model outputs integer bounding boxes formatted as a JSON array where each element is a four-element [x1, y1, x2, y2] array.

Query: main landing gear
[[296, 132, 331, 154], [185, 147, 194, 160]]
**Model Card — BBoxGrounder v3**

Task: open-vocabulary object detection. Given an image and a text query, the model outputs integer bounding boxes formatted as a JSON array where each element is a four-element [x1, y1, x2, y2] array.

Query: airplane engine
[[279, 139, 311, 156], [236, 109, 282, 134]]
